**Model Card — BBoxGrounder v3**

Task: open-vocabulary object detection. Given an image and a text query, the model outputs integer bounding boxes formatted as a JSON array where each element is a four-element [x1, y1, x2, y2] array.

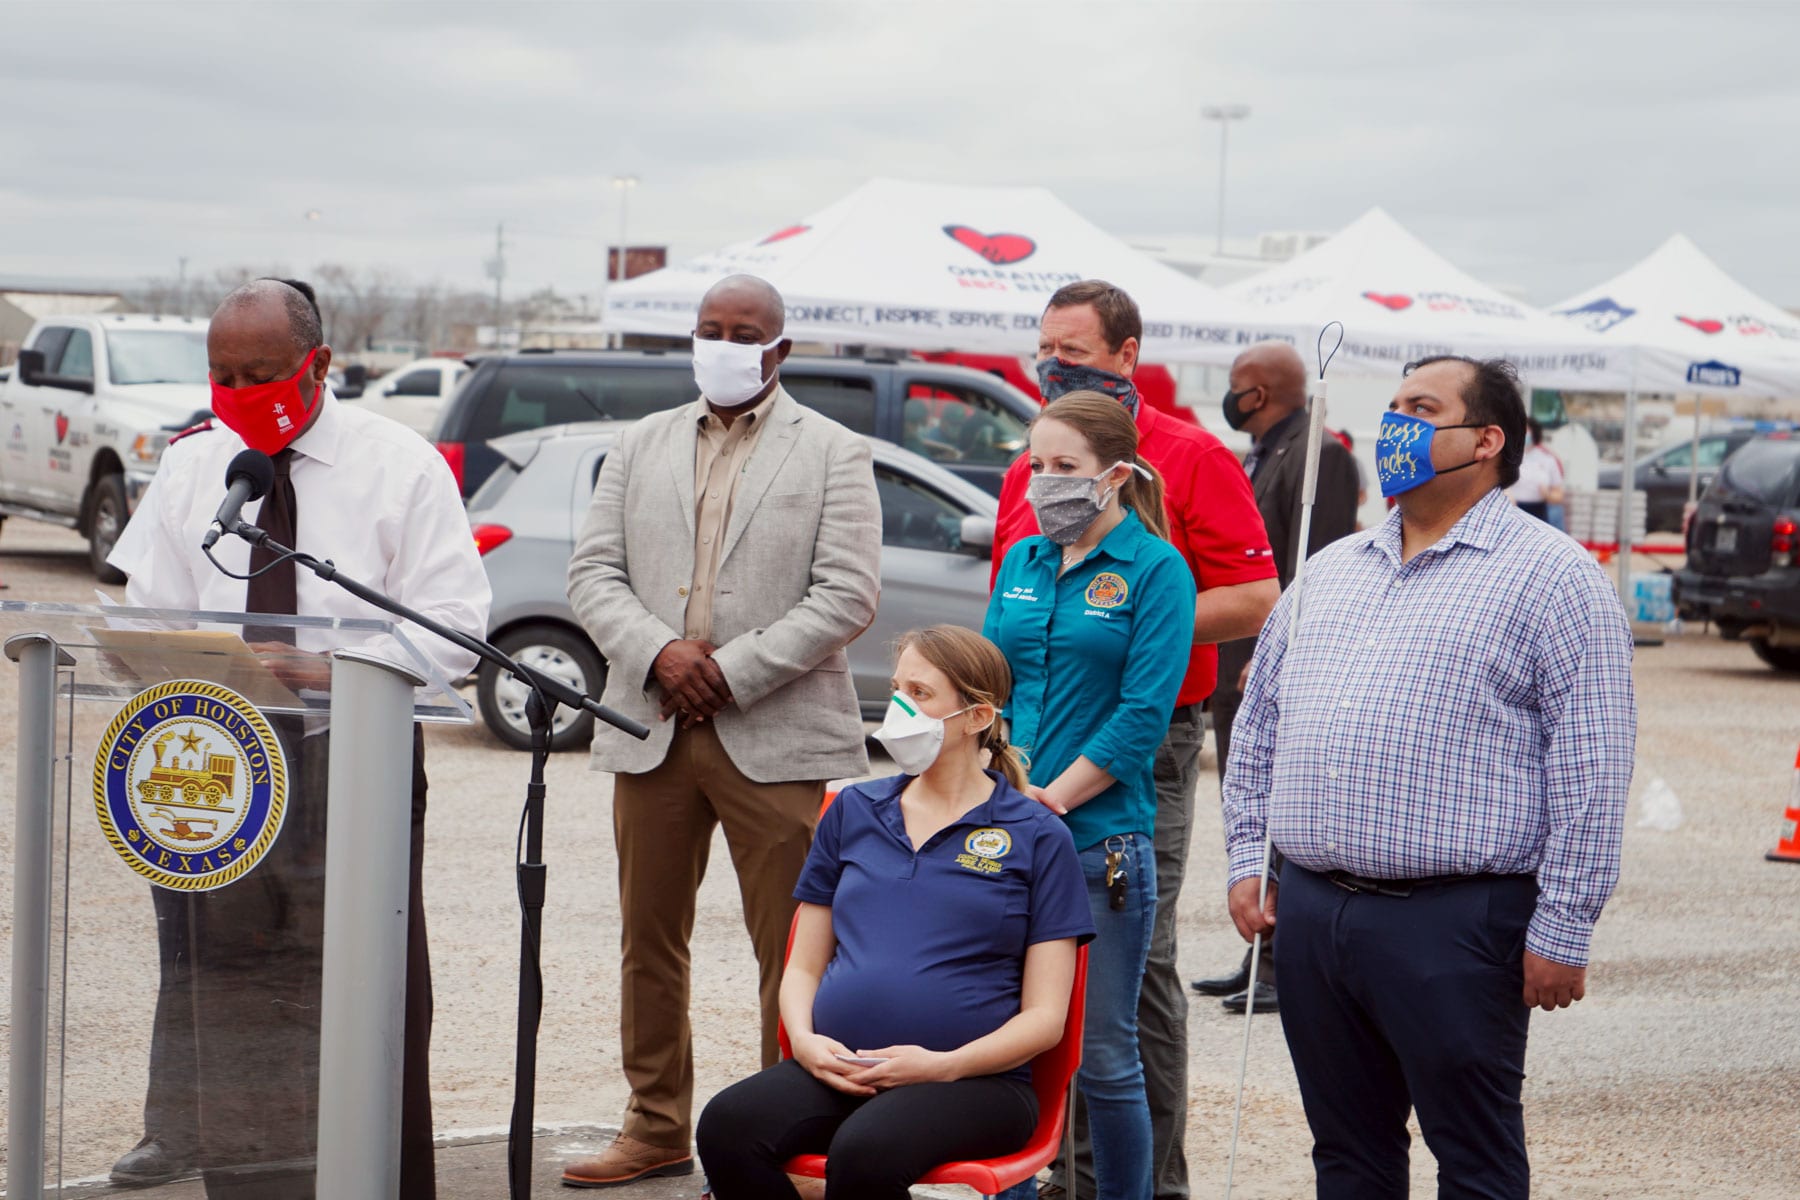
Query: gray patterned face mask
[[1026, 466, 1121, 546]]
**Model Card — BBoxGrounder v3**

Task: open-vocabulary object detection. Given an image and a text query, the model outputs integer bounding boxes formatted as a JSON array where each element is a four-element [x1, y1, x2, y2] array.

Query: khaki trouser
[[613, 720, 824, 1150]]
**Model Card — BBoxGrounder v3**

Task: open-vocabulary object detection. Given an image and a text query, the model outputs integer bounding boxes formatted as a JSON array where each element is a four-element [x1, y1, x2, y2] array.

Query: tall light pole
[[1202, 104, 1251, 256], [608, 175, 639, 347], [485, 222, 507, 347], [611, 174, 639, 284]]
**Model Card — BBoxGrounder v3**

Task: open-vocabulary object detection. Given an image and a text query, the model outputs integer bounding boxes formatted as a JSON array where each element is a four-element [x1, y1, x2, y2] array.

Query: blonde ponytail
[[1120, 456, 1168, 541]]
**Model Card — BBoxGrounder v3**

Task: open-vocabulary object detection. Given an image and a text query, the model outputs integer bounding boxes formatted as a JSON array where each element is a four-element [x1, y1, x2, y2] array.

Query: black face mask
[[1221, 386, 1259, 432]]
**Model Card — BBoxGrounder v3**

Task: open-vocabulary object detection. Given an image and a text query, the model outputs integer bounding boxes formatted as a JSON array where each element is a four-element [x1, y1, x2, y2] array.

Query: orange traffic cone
[[1767, 746, 1800, 863]]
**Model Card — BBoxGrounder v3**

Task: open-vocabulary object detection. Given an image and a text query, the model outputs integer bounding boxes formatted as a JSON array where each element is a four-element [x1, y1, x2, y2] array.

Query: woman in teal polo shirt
[[984, 391, 1196, 1200]]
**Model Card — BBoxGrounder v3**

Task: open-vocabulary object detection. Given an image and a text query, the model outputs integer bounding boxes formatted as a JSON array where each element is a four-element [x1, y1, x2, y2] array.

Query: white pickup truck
[[0, 313, 212, 580]]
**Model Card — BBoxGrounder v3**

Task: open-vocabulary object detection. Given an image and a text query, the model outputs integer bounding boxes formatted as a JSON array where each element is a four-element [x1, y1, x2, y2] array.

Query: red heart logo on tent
[[759, 224, 809, 245], [1678, 315, 1724, 334], [943, 225, 1037, 265], [55, 412, 69, 444], [1362, 291, 1413, 311]]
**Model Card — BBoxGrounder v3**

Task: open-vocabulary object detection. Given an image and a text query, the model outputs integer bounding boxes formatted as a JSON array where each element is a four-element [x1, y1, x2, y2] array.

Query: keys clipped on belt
[[1104, 836, 1129, 911]]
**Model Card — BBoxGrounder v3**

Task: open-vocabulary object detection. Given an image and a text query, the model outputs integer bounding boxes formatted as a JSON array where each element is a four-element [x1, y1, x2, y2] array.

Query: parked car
[[466, 421, 998, 749], [1673, 434, 1800, 671], [1597, 430, 1758, 534], [326, 363, 369, 399], [0, 313, 212, 579], [352, 357, 470, 436], [431, 349, 1037, 502]]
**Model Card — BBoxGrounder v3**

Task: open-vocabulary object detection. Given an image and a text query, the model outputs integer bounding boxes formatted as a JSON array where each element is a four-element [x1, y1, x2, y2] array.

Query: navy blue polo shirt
[[794, 771, 1094, 1075], [984, 509, 1197, 851]]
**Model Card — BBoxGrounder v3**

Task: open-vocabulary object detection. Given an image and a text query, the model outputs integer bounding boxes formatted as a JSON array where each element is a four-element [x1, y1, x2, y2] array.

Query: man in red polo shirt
[[992, 280, 1278, 1200]]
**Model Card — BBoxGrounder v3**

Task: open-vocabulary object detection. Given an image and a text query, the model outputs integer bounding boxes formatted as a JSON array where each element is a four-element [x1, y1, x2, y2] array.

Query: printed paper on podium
[[87, 626, 308, 712]]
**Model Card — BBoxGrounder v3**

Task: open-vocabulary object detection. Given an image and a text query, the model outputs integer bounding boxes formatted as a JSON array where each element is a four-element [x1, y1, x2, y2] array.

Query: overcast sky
[[3, 0, 1796, 309]]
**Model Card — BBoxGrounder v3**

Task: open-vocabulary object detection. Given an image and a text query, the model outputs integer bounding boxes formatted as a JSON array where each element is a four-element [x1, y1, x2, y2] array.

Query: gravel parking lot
[[1, 519, 1797, 1197]]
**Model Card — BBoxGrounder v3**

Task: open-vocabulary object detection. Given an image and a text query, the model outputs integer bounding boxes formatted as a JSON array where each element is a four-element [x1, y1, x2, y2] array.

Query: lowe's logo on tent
[[1686, 359, 1741, 387], [1557, 297, 1637, 333]]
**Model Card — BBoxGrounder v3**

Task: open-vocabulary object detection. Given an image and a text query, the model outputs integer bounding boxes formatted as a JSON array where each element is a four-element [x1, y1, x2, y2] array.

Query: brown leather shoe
[[561, 1134, 695, 1188]]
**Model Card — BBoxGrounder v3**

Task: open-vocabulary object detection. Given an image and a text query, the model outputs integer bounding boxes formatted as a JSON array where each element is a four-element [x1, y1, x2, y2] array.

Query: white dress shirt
[[109, 388, 489, 685]]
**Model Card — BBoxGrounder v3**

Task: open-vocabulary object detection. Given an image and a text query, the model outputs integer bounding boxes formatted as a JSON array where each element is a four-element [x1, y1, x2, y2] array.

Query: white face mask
[[872, 692, 975, 776], [691, 335, 782, 407]]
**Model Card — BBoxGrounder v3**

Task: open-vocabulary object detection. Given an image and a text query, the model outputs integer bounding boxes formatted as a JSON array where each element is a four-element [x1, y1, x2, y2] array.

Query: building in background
[[0, 287, 126, 365], [1127, 230, 1332, 288]]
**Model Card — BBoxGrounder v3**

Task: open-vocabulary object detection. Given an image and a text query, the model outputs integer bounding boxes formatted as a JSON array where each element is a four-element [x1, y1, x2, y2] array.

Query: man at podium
[[107, 278, 490, 1198]]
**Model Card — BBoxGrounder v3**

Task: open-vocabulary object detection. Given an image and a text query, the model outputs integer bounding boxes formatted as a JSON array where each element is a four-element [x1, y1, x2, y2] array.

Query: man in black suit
[[1194, 342, 1362, 1013]]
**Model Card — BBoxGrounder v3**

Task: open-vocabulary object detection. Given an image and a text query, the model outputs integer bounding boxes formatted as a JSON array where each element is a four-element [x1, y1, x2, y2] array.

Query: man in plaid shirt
[[1222, 356, 1636, 1199]]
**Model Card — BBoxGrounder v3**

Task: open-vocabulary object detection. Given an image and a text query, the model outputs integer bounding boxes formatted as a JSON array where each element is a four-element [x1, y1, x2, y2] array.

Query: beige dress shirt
[[685, 386, 780, 641]]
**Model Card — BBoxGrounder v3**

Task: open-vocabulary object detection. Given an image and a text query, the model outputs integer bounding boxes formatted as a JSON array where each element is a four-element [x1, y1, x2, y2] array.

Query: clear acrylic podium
[[3, 600, 471, 1199]]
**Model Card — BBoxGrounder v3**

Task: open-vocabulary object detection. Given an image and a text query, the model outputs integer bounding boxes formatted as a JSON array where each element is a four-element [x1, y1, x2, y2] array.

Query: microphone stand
[[220, 520, 647, 1200]]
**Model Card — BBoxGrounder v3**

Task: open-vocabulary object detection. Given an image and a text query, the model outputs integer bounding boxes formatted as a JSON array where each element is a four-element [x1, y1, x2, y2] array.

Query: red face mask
[[209, 348, 321, 454]]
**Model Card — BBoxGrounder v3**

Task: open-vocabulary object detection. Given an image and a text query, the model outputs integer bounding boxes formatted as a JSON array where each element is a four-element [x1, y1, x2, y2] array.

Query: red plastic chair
[[775, 909, 1090, 1199]]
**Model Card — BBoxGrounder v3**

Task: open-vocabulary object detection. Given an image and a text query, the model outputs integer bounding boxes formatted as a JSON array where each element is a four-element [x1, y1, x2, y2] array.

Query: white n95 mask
[[691, 335, 782, 407], [872, 693, 972, 776]]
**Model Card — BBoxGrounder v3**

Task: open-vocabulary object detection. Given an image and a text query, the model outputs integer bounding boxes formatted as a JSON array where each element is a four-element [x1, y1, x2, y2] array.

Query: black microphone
[[202, 449, 276, 550]]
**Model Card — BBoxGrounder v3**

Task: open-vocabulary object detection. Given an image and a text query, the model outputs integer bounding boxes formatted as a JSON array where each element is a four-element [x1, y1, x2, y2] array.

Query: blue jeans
[[996, 835, 1156, 1200], [1078, 833, 1157, 1200]]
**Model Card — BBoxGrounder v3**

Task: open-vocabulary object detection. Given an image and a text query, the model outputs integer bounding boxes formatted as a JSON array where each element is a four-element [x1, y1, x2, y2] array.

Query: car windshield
[[106, 329, 211, 386], [1720, 439, 1800, 505]]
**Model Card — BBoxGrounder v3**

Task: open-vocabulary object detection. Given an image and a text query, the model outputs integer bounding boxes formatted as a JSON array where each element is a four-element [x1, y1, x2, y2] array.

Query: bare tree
[[396, 281, 446, 353], [314, 263, 399, 352], [124, 277, 185, 317], [121, 263, 511, 356], [516, 286, 579, 330]]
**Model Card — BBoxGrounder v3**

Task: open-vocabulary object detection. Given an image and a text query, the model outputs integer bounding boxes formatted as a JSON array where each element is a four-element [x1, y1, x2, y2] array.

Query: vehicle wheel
[[477, 624, 606, 752], [1750, 638, 1800, 673], [88, 473, 128, 584]]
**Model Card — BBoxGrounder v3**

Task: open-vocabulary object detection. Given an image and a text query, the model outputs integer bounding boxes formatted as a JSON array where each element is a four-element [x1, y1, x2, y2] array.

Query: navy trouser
[[1275, 864, 1538, 1200]]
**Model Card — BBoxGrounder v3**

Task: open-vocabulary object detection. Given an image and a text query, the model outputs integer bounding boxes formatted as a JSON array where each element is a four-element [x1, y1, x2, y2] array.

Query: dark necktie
[[245, 449, 298, 642]]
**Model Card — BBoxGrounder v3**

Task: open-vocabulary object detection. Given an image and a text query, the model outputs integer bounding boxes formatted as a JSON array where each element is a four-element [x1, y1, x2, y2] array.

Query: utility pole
[[176, 256, 188, 318], [485, 223, 507, 348]]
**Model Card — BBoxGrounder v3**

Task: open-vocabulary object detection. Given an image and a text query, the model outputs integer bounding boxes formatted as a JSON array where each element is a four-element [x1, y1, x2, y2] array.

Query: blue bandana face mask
[[1375, 410, 1487, 498], [1036, 357, 1139, 410]]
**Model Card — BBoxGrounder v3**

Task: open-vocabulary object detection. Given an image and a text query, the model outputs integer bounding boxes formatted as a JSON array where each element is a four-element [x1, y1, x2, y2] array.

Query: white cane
[[1222, 323, 1343, 1199]]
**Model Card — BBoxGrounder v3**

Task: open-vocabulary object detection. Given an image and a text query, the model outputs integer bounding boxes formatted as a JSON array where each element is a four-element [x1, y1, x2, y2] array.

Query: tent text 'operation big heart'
[[1362, 292, 1414, 312], [943, 225, 1038, 265], [1678, 315, 1725, 334]]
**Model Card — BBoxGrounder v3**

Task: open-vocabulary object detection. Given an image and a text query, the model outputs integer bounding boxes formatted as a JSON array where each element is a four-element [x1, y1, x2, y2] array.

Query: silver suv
[[467, 421, 999, 750]]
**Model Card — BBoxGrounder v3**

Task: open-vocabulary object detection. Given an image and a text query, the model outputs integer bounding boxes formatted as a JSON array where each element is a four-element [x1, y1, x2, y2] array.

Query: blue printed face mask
[[1375, 411, 1487, 498]]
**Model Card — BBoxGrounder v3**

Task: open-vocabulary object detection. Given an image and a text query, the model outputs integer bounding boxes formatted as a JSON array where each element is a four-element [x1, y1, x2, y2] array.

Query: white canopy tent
[[602, 178, 1262, 359], [1218, 208, 1630, 390], [1552, 233, 1800, 401], [1551, 235, 1800, 609]]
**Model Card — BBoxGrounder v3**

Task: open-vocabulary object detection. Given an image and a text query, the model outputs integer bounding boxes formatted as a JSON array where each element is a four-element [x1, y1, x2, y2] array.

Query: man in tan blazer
[[563, 275, 881, 1187]]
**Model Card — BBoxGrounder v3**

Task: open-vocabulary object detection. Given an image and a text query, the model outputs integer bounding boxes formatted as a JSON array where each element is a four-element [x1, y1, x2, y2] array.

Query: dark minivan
[[1673, 434, 1800, 671], [431, 349, 1039, 500]]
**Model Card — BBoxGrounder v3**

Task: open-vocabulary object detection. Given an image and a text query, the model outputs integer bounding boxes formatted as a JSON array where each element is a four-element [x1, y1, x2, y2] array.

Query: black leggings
[[697, 1058, 1038, 1200]]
